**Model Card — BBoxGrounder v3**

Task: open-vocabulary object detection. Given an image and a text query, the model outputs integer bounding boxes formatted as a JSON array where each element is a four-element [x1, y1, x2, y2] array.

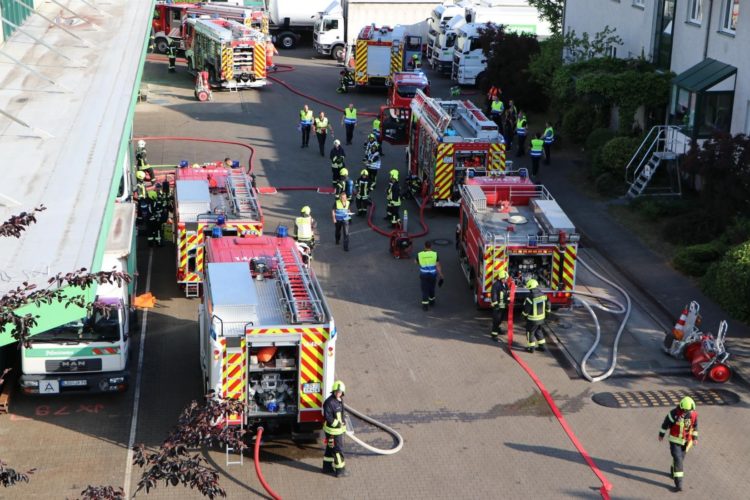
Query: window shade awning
[[672, 58, 737, 92]]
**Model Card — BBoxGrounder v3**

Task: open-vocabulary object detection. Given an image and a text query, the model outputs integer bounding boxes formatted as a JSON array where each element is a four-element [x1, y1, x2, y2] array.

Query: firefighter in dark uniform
[[522, 279, 550, 352], [490, 270, 510, 342], [385, 169, 402, 227], [334, 168, 353, 199], [355, 169, 372, 216], [134, 171, 149, 225], [322, 380, 349, 477], [416, 241, 444, 311], [146, 190, 163, 247], [167, 38, 177, 73], [659, 396, 698, 492]]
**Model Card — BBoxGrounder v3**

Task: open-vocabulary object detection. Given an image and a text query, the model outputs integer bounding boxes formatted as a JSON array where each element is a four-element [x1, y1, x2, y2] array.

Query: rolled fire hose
[[345, 405, 404, 455]]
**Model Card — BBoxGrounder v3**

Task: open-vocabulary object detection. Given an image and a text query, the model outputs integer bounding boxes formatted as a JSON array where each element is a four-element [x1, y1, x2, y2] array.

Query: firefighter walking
[[355, 169, 372, 216], [530, 132, 544, 178], [543, 121, 555, 165], [314, 111, 333, 157], [385, 169, 401, 227], [522, 279, 550, 352], [295, 206, 316, 248], [515, 111, 527, 157], [416, 241, 444, 311], [490, 271, 510, 341], [322, 380, 349, 478], [332, 192, 351, 251], [364, 140, 381, 188], [330, 140, 346, 186], [300, 104, 314, 148], [167, 38, 177, 73], [659, 397, 698, 492], [342, 103, 357, 145]]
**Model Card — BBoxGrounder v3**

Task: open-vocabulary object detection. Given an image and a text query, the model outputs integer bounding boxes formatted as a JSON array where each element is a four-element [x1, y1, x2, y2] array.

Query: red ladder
[[277, 246, 318, 323]]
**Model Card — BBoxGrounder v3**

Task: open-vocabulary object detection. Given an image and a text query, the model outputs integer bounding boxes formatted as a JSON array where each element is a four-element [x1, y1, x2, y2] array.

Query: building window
[[688, 0, 702, 24], [721, 0, 740, 32], [633, 0, 645, 8]]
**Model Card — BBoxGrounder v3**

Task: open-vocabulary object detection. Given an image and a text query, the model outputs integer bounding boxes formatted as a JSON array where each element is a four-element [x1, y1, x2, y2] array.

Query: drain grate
[[592, 388, 740, 408]]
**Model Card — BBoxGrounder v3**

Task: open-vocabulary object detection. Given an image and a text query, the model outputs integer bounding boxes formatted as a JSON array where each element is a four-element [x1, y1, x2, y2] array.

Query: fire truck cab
[[457, 174, 579, 309], [404, 89, 506, 207], [387, 71, 430, 109], [174, 163, 263, 297], [152, 2, 192, 53], [354, 24, 422, 88], [200, 236, 336, 434]]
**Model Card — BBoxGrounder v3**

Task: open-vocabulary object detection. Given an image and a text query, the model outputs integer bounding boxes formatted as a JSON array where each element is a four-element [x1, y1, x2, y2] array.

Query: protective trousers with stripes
[[526, 319, 546, 347], [420, 273, 436, 306], [670, 442, 686, 487], [323, 433, 345, 472], [491, 307, 507, 337]]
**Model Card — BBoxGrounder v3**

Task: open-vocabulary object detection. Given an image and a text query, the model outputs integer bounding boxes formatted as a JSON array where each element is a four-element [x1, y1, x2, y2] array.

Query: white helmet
[[333, 139, 341, 147], [137, 140, 146, 149]]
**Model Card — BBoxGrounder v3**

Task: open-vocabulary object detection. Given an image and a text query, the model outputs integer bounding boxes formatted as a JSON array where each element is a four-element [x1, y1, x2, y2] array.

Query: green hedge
[[722, 217, 750, 246], [702, 241, 750, 322], [662, 211, 722, 245], [594, 136, 642, 178], [672, 241, 727, 277], [562, 104, 594, 145], [584, 128, 617, 167], [632, 198, 692, 219]]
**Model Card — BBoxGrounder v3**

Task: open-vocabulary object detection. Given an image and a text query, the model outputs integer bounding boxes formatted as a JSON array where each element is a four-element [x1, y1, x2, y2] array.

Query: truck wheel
[[278, 33, 296, 50], [332, 44, 345, 61], [196, 90, 210, 102], [156, 38, 169, 54]]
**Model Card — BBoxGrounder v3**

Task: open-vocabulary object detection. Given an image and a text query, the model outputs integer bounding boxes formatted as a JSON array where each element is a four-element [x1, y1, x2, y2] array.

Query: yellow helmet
[[679, 396, 695, 411], [340, 168, 348, 177], [332, 380, 346, 393], [192, 163, 201, 168], [390, 169, 399, 180], [498, 271, 508, 280], [136, 171, 146, 181], [525, 278, 539, 289], [301, 206, 311, 215], [360, 169, 368, 176]]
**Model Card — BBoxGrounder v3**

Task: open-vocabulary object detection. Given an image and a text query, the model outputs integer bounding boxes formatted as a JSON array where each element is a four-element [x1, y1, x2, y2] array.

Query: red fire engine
[[173, 163, 263, 297], [457, 174, 579, 308], [387, 71, 430, 109], [394, 89, 506, 207]]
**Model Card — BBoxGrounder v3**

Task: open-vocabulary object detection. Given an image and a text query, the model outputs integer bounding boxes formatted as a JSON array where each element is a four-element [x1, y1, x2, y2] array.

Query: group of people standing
[[486, 86, 555, 178]]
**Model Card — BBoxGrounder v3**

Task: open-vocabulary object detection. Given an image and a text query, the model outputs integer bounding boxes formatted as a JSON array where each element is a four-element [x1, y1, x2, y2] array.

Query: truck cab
[[431, 14, 465, 74], [452, 22, 486, 86], [152, 2, 192, 53], [19, 204, 136, 395], [312, 1, 345, 60], [426, 2, 466, 62], [387, 71, 430, 109]]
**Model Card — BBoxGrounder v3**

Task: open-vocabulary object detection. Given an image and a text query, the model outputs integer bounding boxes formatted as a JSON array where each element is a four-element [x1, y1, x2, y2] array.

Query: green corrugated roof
[[672, 58, 736, 92]]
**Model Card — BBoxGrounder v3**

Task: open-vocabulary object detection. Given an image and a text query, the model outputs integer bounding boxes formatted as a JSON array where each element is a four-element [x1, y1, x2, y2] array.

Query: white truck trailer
[[19, 204, 137, 395]]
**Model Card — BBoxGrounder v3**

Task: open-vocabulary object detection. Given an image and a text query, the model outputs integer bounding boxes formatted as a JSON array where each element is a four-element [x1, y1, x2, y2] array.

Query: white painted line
[[123, 248, 153, 498]]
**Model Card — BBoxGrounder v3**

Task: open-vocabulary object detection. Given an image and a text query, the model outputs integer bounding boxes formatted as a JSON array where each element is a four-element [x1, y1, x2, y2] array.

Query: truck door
[[379, 106, 411, 145]]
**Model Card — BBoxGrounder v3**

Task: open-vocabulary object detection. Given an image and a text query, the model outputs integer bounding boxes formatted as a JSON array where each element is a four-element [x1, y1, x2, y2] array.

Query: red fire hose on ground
[[507, 284, 613, 499], [254, 427, 282, 500]]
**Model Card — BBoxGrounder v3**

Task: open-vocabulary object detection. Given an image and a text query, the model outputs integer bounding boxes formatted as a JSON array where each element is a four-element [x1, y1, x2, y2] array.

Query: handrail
[[625, 125, 685, 184]]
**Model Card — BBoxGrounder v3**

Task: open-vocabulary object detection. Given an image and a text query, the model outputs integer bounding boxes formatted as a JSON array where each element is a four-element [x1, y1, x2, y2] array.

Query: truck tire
[[332, 44, 345, 62], [156, 37, 169, 54], [278, 33, 296, 50]]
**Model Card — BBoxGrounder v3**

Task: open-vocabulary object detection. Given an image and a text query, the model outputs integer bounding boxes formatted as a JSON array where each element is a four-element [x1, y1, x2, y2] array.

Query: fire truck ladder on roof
[[411, 90, 451, 135], [275, 247, 325, 324], [226, 169, 261, 220]]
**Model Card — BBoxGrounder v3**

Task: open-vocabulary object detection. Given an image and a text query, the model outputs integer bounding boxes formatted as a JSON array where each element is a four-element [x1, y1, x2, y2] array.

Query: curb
[[576, 228, 750, 391]]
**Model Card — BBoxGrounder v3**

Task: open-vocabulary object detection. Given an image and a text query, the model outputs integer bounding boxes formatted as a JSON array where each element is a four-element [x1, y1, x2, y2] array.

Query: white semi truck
[[314, 0, 441, 60], [19, 204, 137, 395]]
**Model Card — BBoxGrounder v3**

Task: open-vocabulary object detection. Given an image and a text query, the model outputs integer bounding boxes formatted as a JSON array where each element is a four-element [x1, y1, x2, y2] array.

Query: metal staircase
[[226, 169, 261, 220], [275, 247, 325, 324], [625, 125, 687, 199]]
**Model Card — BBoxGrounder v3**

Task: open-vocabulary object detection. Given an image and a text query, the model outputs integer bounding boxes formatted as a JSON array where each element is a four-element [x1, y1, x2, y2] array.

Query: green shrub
[[702, 241, 750, 322], [594, 136, 642, 178], [594, 172, 624, 195], [584, 128, 617, 166], [632, 198, 692, 219], [562, 104, 594, 144], [662, 210, 721, 245], [672, 241, 727, 277], [722, 217, 750, 245]]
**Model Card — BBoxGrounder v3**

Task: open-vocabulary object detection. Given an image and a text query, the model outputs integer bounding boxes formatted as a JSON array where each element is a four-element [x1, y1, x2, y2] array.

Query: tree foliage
[[478, 24, 546, 112], [79, 485, 125, 500], [526, 0, 564, 36], [0, 207, 131, 347], [562, 26, 623, 63], [133, 395, 247, 499]]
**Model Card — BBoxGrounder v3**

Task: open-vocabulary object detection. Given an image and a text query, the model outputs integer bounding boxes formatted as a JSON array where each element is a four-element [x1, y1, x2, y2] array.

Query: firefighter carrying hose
[[385, 169, 402, 227], [522, 279, 550, 353], [490, 271, 510, 342], [322, 380, 349, 477], [659, 396, 698, 492]]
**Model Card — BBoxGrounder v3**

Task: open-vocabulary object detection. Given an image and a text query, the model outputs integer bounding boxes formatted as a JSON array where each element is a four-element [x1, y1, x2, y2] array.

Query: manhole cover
[[431, 238, 452, 246], [592, 388, 740, 409]]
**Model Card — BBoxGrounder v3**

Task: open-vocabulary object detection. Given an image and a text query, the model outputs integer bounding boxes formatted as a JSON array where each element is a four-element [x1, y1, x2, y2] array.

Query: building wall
[[563, 0, 659, 59], [672, 0, 750, 135]]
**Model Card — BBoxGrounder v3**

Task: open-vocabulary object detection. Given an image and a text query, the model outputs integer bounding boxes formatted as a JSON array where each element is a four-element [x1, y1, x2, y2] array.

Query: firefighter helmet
[[368, 133, 375, 140], [412, 54, 419, 60], [135, 171, 146, 181], [334, 139, 341, 147], [390, 169, 399, 180], [178, 160, 188, 168], [679, 397, 696, 411], [360, 169, 368, 176], [525, 278, 539, 289], [340, 168, 348, 177], [332, 380, 346, 393], [192, 163, 201, 168], [147, 190, 158, 200], [137, 139, 146, 149], [301, 206, 311, 215], [498, 270, 509, 280]]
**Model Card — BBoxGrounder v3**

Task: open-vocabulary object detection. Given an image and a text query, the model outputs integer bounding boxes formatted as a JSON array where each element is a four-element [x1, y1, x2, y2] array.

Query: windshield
[[446, 33, 457, 48], [396, 85, 426, 98], [314, 19, 321, 32], [323, 18, 338, 32], [31, 312, 121, 344]]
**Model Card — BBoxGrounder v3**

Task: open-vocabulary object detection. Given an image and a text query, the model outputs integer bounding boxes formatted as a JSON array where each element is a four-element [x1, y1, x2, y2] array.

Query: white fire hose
[[344, 405, 404, 455]]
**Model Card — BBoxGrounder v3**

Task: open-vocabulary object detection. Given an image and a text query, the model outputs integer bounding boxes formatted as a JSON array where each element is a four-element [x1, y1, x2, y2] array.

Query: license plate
[[39, 380, 60, 394], [302, 383, 321, 394], [61, 380, 87, 387]]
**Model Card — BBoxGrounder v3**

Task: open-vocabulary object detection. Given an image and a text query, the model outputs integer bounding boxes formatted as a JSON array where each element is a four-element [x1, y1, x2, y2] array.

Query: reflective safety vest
[[523, 293, 548, 321], [544, 126, 555, 144], [135, 182, 146, 199], [295, 216, 313, 240], [661, 409, 698, 446], [516, 117, 527, 136], [530, 138, 544, 157], [417, 250, 438, 275], [344, 107, 357, 124], [334, 199, 350, 221], [372, 118, 381, 132], [315, 117, 329, 130], [357, 177, 372, 199], [491, 100, 504, 114], [300, 109, 313, 124], [323, 395, 346, 435]]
